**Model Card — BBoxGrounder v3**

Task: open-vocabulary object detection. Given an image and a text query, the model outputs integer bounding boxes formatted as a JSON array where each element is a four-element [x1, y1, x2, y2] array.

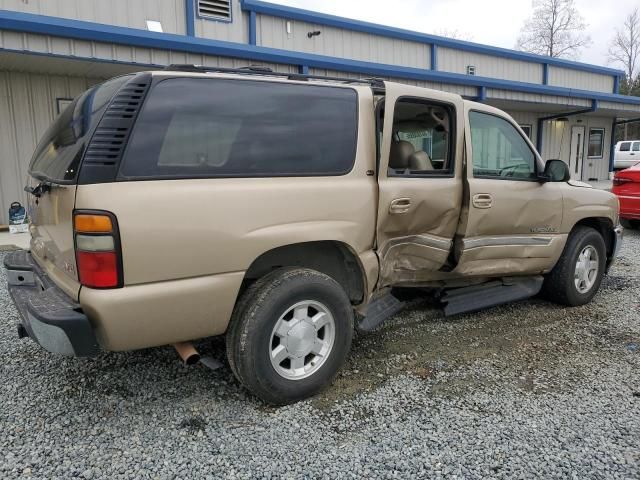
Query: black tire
[[226, 267, 353, 405], [541, 226, 606, 306]]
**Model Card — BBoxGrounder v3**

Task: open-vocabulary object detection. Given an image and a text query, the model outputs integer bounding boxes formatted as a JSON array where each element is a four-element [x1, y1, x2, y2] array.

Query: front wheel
[[226, 267, 353, 405], [541, 226, 606, 306]]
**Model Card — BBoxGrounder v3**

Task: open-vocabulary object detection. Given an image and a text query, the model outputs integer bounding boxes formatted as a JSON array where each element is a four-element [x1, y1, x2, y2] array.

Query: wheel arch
[[572, 217, 615, 257], [241, 241, 369, 305]]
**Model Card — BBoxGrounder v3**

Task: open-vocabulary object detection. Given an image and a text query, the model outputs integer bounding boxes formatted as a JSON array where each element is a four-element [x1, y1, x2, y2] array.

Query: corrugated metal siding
[[308, 68, 477, 97], [438, 47, 542, 83], [548, 66, 614, 94], [0, 71, 98, 224], [258, 15, 430, 68], [0, 30, 295, 73], [599, 101, 640, 115], [487, 88, 592, 107], [195, 0, 247, 42], [0, 0, 186, 34]]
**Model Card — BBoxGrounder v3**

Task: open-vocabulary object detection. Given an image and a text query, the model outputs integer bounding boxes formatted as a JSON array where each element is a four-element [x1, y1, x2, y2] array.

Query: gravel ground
[[1, 231, 639, 479]]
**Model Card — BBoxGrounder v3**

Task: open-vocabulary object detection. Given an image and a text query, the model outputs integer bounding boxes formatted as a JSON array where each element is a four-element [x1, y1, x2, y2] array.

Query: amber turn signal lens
[[74, 214, 113, 233]]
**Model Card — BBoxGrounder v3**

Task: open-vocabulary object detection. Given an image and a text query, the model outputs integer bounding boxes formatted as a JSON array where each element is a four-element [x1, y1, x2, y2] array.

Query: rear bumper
[[3, 250, 99, 357]]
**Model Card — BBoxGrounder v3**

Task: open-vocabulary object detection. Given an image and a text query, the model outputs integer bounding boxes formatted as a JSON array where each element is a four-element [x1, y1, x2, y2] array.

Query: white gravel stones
[[1, 230, 639, 479]]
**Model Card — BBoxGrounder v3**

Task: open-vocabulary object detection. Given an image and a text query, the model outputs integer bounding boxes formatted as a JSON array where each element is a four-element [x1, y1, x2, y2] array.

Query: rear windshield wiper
[[24, 181, 51, 198]]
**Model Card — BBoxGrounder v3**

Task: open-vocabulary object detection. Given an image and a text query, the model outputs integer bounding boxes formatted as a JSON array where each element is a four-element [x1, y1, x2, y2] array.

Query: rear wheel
[[227, 267, 353, 405], [541, 226, 606, 306]]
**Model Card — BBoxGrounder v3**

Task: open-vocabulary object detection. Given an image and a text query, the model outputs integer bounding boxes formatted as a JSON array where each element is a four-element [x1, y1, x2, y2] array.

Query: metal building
[[1, 0, 640, 223]]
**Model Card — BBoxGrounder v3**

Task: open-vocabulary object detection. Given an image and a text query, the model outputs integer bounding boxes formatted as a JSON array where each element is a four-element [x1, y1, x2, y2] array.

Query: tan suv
[[5, 66, 623, 404]]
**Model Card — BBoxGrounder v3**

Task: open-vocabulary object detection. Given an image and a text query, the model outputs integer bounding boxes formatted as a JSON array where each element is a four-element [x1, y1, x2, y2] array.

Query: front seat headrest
[[389, 140, 415, 170], [409, 151, 434, 171]]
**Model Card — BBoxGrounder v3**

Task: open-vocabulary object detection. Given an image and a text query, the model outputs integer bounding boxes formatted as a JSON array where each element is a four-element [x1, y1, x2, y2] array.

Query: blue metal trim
[[1, 10, 639, 107], [609, 118, 617, 173], [185, 0, 195, 36], [195, 0, 233, 24], [542, 63, 549, 85], [249, 10, 256, 45], [430, 44, 437, 71], [536, 100, 599, 153], [240, 0, 624, 78], [613, 75, 620, 94], [299, 65, 309, 74], [477, 86, 487, 102]]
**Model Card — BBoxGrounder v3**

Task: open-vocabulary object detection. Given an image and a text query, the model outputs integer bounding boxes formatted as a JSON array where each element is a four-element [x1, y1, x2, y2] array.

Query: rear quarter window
[[28, 75, 131, 183], [119, 78, 359, 178]]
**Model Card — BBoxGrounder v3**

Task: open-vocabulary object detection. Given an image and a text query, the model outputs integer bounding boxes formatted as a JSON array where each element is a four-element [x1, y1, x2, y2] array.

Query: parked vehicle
[[612, 164, 640, 229], [613, 140, 640, 170], [4, 66, 623, 404]]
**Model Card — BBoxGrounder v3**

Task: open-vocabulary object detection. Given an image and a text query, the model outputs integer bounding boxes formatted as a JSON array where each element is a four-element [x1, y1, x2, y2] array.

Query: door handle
[[472, 193, 493, 209], [389, 198, 412, 214]]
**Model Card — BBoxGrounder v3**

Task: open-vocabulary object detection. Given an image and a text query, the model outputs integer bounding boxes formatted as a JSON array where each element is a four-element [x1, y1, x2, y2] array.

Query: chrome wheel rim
[[574, 245, 599, 294], [269, 300, 336, 381]]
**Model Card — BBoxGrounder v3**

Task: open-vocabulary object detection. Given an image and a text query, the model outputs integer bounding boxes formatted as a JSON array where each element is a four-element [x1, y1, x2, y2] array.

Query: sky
[[273, 0, 638, 68]]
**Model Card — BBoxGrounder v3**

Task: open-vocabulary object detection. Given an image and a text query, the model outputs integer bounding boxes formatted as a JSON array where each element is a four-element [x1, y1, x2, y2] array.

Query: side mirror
[[541, 159, 570, 183]]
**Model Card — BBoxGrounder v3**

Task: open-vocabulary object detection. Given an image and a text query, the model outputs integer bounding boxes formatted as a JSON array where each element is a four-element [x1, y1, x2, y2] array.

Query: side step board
[[358, 292, 405, 332], [441, 276, 544, 317]]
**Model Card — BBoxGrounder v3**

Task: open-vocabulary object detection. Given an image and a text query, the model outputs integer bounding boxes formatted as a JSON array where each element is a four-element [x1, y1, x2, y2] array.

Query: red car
[[613, 164, 640, 229]]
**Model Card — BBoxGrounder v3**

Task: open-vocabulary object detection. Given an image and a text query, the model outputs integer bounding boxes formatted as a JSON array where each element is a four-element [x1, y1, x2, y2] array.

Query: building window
[[55, 98, 73, 115], [519, 124, 532, 139], [197, 0, 231, 21], [587, 128, 605, 158]]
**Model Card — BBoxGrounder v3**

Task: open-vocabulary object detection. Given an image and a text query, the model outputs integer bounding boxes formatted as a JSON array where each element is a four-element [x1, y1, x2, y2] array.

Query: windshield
[[28, 75, 131, 184]]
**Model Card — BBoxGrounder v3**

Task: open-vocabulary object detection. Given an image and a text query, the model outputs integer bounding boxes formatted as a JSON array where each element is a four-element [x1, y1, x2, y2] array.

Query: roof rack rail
[[162, 64, 385, 89]]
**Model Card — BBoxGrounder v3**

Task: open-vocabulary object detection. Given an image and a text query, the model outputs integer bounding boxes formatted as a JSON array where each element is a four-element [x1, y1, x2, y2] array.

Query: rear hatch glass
[[27, 75, 131, 298], [29, 75, 131, 183]]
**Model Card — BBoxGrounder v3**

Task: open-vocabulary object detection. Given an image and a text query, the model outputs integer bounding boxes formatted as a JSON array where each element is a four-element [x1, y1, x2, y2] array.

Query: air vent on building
[[197, 0, 231, 20], [467, 65, 476, 76]]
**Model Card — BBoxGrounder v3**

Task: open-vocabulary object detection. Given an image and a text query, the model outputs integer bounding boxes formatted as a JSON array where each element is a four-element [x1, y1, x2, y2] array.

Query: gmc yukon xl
[[4, 66, 623, 404]]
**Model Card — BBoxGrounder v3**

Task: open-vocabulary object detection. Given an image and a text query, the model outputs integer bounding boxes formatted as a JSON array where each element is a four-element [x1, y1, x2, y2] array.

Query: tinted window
[[120, 78, 358, 178], [620, 142, 631, 152], [633, 142, 640, 151], [29, 76, 131, 183], [469, 111, 537, 180], [587, 128, 604, 158]]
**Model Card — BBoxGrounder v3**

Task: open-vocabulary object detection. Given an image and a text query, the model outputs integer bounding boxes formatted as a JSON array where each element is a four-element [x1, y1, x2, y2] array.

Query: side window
[[587, 128, 605, 158], [388, 99, 454, 176], [120, 78, 358, 178], [633, 142, 640, 152], [620, 142, 631, 152], [469, 111, 537, 180]]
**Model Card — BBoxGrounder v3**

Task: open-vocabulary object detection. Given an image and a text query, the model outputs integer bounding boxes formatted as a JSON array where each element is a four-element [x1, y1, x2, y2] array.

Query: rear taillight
[[613, 177, 633, 186], [73, 211, 123, 288]]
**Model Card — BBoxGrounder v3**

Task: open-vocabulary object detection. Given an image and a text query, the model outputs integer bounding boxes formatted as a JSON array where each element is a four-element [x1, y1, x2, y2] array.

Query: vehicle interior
[[388, 101, 452, 176]]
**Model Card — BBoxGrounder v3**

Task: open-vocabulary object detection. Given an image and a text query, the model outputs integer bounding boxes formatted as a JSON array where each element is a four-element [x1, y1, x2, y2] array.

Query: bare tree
[[608, 9, 640, 95], [516, 0, 591, 59]]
